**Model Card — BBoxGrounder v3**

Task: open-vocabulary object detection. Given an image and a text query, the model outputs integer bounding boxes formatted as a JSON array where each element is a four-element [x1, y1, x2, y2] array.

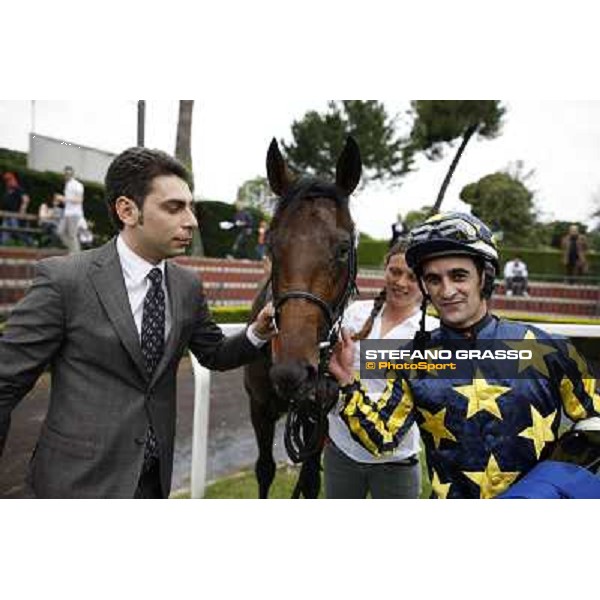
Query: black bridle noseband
[[267, 179, 359, 467]]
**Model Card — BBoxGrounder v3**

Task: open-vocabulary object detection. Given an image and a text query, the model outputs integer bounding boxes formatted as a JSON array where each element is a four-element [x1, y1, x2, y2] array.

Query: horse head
[[265, 137, 362, 414]]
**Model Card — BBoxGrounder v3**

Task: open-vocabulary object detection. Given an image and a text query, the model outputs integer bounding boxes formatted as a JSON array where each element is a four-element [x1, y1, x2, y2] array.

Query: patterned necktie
[[139, 267, 165, 473], [141, 267, 165, 375]]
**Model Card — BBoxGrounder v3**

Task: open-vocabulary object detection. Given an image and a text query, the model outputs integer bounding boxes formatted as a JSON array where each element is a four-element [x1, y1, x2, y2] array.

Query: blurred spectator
[[229, 200, 254, 259], [389, 212, 405, 247], [38, 193, 64, 247], [1, 172, 31, 245], [561, 224, 588, 283], [56, 166, 85, 253], [504, 255, 529, 296], [77, 218, 94, 250], [256, 219, 268, 260]]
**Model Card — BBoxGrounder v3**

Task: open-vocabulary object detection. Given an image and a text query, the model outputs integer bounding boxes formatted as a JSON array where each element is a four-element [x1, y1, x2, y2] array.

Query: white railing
[[190, 323, 244, 499], [523, 322, 600, 338], [189, 321, 600, 498]]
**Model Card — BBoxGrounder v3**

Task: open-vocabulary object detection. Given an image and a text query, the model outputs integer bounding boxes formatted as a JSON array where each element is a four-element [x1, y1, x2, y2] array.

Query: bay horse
[[244, 137, 362, 498]]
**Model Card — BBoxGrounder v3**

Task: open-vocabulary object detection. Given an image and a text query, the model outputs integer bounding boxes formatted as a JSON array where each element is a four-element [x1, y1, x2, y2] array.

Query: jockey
[[329, 212, 600, 498]]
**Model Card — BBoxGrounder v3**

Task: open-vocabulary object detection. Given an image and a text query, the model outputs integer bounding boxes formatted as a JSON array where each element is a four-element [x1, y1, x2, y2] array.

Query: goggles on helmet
[[409, 215, 489, 245], [407, 213, 499, 268]]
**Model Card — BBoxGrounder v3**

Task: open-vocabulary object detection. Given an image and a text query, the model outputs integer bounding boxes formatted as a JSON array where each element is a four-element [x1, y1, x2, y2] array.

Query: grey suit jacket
[[0, 239, 259, 498]]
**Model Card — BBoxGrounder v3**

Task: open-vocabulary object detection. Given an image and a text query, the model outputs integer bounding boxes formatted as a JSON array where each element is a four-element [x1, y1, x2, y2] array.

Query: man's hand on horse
[[329, 327, 355, 387], [251, 302, 277, 341]]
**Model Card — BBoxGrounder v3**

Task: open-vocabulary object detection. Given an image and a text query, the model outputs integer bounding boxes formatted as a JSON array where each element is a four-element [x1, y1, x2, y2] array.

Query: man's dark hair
[[105, 147, 191, 230]]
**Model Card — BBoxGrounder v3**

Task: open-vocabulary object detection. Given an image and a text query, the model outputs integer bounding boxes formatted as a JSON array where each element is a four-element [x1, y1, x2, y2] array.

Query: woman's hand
[[328, 328, 355, 387]]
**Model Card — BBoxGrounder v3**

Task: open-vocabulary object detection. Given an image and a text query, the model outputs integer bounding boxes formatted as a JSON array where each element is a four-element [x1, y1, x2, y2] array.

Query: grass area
[[171, 454, 432, 499], [494, 310, 600, 325], [426, 305, 600, 325]]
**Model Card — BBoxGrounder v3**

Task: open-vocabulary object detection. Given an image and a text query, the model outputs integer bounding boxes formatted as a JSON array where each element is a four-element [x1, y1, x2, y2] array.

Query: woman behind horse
[[324, 238, 438, 499]]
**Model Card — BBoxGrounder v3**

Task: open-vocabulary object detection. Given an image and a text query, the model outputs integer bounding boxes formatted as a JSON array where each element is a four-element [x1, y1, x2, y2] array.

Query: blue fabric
[[498, 461, 600, 499], [407, 317, 593, 497], [341, 314, 600, 498]]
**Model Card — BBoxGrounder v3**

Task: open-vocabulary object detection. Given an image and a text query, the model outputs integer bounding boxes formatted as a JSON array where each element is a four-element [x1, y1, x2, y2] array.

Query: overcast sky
[[1, 99, 599, 239]]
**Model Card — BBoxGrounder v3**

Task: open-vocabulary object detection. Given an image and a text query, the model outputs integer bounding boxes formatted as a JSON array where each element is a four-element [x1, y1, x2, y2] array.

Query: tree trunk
[[175, 100, 194, 171], [430, 123, 478, 216], [175, 100, 204, 256], [137, 100, 146, 146]]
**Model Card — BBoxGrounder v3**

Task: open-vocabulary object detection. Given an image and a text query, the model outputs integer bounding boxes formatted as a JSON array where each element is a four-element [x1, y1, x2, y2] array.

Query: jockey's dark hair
[[352, 237, 411, 341], [105, 147, 192, 230]]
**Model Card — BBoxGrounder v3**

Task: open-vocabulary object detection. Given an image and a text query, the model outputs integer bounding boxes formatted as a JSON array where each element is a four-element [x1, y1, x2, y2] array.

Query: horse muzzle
[[269, 361, 317, 403]]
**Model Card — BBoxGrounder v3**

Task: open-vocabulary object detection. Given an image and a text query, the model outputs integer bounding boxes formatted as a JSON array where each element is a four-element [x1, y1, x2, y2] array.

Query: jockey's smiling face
[[421, 255, 487, 329]]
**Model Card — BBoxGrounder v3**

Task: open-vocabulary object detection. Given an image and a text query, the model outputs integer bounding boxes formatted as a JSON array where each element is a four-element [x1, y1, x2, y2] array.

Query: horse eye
[[337, 242, 350, 262]]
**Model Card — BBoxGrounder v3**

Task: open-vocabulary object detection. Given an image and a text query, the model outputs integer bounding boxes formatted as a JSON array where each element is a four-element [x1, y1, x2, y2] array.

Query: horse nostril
[[270, 362, 312, 397]]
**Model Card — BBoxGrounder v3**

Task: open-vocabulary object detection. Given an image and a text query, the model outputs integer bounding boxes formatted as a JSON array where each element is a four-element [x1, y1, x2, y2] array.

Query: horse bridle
[[267, 178, 359, 466], [272, 244, 358, 352]]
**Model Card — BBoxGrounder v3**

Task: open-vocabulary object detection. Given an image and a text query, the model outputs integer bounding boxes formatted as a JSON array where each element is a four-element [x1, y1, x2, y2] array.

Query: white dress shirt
[[117, 235, 171, 341], [116, 235, 265, 348]]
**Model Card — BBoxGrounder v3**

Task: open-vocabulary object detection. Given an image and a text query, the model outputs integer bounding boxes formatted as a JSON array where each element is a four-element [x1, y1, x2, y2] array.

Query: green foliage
[[0, 157, 114, 244], [358, 231, 374, 243], [236, 176, 275, 216], [407, 100, 505, 162], [0, 147, 27, 167], [282, 101, 408, 185], [588, 230, 600, 253], [404, 205, 433, 231], [355, 236, 600, 276], [499, 246, 600, 278], [357, 237, 388, 267], [459, 172, 537, 246], [535, 220, 589, 249]]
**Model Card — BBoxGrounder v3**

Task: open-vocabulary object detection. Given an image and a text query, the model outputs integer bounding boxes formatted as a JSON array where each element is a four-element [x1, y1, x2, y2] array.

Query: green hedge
[[0, 152, 266, 255], [0, 148, 27, 167], [355, 239, 600, 277], [210, 305, 251, 323], [357, 238, 388, 267], [0, 158, 269, 257], [499, 247, 600, 278], [3, 148, 597, 275], [7, 310, 598, 331]]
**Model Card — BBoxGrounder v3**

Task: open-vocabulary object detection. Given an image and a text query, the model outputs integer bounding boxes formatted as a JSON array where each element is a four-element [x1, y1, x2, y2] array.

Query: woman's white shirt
[[328, 299, 438, 463]]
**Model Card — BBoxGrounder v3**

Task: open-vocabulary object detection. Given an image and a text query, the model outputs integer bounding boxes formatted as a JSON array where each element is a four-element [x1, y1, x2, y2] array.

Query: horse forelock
[[271, 176, 352, 226]]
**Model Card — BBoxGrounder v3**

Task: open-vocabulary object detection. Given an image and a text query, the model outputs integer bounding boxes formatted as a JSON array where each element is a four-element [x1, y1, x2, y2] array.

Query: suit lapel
[[150, 261, 187, 387], [88, 240, 148, 381]]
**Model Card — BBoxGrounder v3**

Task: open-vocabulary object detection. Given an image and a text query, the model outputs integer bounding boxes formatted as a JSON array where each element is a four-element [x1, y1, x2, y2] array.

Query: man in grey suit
[[0, 147, 275, 498]]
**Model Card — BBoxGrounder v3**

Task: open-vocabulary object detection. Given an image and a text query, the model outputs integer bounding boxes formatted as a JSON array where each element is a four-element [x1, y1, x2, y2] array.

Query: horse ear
[[266, 138, 293, 197], [336, 136, 362, 196]]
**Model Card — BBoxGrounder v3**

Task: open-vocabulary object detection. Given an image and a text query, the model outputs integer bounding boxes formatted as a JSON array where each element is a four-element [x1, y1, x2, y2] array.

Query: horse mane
[[247, 276, 271, 324]]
